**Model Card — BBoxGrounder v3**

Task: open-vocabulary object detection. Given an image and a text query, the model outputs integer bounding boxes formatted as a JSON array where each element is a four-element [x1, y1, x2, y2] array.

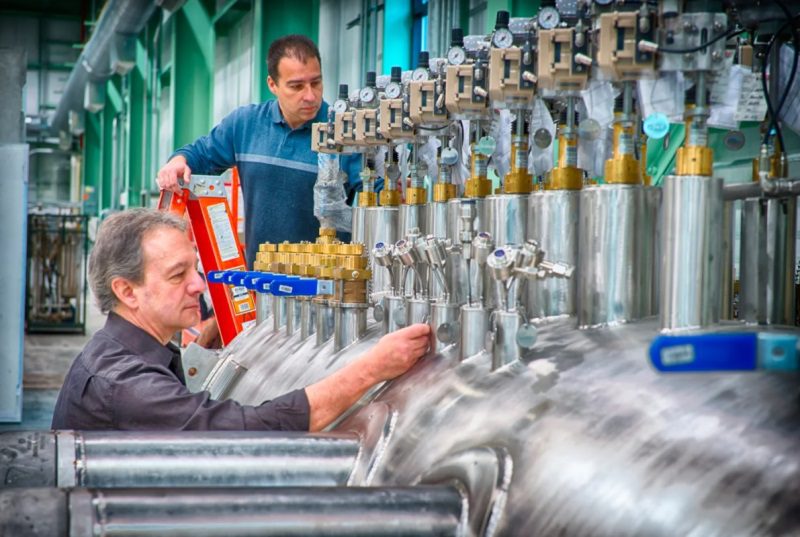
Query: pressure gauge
[[537, 6, 560, 30], [412, 67, 429, 82], [385, 82, 402, 99], [332, 99, 348, 114], [492, 28, 514, 49], [594, 0, 613, 5], [447, 46, 466, 66], [359, 86, 376, 104]]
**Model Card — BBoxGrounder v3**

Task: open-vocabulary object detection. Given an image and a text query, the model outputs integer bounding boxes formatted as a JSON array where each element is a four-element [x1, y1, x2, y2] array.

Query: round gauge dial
[[412, 68, 429, 82], [537, 6, 561, 30], [359, 87, 376, 104], [385, 82, 402, 99], [332, 99, 348, 114], [492, 28, 514, 49], [447, 46, 466, 66], [594, 0, 613, 5]]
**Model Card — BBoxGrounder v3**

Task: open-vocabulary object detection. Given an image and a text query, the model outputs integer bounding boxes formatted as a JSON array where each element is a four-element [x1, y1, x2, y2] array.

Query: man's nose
[[302, 85, 316, 101], [189, 271, 206, 293]]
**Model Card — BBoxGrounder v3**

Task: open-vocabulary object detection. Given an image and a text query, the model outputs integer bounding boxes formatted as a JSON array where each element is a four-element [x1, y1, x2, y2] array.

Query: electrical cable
[[658, 26, 744, 54]]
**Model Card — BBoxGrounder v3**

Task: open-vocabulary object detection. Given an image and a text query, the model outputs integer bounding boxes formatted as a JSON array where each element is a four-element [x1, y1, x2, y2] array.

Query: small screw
[[188, 367, 198, 376]]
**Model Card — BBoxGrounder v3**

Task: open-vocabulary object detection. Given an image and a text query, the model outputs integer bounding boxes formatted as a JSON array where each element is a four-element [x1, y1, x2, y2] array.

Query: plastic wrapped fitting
[[314, 153, 353, 232]]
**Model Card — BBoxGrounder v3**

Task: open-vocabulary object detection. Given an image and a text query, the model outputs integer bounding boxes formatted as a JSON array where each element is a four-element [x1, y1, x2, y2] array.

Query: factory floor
[[0, 297, 104, 432]]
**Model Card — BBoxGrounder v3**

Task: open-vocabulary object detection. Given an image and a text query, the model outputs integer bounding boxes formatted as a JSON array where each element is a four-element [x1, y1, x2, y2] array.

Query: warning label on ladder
[[207, 202, 240, 262]]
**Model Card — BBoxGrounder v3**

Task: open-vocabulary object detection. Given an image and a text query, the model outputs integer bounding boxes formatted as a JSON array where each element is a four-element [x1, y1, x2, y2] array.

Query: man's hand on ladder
[[157, 155, 191, 194]]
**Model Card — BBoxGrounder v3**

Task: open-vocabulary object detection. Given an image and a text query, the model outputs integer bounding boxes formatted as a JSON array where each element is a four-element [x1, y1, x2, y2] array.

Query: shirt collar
[[104, 311, 180, 367]]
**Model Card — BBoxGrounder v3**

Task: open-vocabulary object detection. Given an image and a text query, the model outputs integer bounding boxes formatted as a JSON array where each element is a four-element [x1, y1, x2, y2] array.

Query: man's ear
[[267, 76, 277, 93], [110, 277, 139, 311]]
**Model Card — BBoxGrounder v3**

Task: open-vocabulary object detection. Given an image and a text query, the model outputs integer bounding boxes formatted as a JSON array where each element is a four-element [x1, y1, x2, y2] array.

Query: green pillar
[[383, 0, 412, 74], [83, 112, 102, 216], [101, 78, 123, 212], [253, 0, 320, 103], [127, 40, 147, 207], [173, 0, 214, 148]]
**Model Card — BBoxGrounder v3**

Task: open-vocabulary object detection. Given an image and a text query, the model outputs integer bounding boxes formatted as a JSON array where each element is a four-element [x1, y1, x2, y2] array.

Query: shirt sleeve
[[171, 108, 241, 175], [112, 364, 310, 431]]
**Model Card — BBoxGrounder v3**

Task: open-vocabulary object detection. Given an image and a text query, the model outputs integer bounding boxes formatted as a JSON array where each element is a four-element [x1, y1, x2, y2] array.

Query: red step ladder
[[157, 174, 256, 346]]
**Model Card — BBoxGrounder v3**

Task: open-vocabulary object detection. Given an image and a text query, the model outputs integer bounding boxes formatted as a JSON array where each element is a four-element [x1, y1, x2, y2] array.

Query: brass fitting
[[433, 183, 457, 202], [640, 135, 651, 186], [546, 134, 582, 190], [465, 177, 493, 197], [379, 188, 401, 206], [405, 186, 427, 205], [676, 145, 713, 176], [503, 143, 533, 194], [604, 119, 641, 185], [358, 191, 378, 207]]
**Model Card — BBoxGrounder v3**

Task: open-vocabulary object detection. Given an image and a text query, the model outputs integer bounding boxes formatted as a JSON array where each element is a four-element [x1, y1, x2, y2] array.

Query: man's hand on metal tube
[[157, 155, 191, 194], [305, 323, 431, 431]]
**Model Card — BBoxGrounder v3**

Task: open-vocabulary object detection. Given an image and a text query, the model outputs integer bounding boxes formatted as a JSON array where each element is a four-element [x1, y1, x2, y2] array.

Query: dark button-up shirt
[[51, 312, 310, 431]]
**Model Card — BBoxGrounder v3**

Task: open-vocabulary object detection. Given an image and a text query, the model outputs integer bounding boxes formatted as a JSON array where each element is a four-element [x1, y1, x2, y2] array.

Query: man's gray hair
[[89, 208, 187, 314]]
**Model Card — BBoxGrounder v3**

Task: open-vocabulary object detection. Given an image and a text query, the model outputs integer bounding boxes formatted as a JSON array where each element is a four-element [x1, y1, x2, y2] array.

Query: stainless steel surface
[[406, 297, 430, 325], [643, 186, 662, 317], [0, 431, 56, 487], [382, 295, 406, 333], [720, 201, 734, 320], [399, 204, 427, 237], [352, 205, 367, 245], [255, 292, 271, 326], [315, 301, 335, 346], [300, 298, 316, 340], [484, 194, 528, 246], [59, 486, 463, 537], [527, 190, 579, 319], [739, 197, 798, 325], [0, 488, 67, 537], [459, 305, 488, 360], [272, 296, 287, 331], [333, 304, 368, 352], [430, 302, 460, 352], [578, 185, 649, 328], [426, 201, 449, 239], [366, 206, 399, 300], [491, 310, 523, 369], [285, 297, 302, 335], [660, 175, 722, 331], [447, 198, 486, 242]]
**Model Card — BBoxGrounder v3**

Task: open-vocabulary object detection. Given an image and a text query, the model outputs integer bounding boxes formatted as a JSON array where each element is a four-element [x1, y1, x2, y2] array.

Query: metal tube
[[285, 298, 302, 335], [300, 298, 316, 340], [333, 304, 367, 352], [352, 205, 368, 245], [255, 293, 271, 326], [491, 310, 523, 370], [3, 486, 463, 537], [459, 305, 488, 360], [720, 201, 735, 320], [366, 206, 399, 301], [429, 302, 460, 352], [272, 296, 287, 331], [660, 175, 723, 331], [382, 295, 406, 333], [406, 298, 430, 325], [314, 300, 335, 346], [484, 194, 528, 246]]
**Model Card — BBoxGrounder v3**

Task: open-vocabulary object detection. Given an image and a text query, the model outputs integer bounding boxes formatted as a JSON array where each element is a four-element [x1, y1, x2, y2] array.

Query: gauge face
[[447, 46, 466, 66], [332, 99, 348, 114], [385, 82, 402, 99], [359, 87, 376, 103], [492, 28, 514, 49], [594, 0, 613, 5], [537, 6, 560, 30], [412, 68, 429, 82]]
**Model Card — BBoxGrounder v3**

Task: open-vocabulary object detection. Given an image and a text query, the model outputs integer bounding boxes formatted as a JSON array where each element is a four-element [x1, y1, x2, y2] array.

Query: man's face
[[132, 227, 205, 340], [267, 55, 323, 128]]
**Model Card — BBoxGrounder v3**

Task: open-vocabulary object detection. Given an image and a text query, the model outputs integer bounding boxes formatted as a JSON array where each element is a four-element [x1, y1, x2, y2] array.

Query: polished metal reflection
[[426, 202, 449, 239], [255, 293, 271, 326], [314, 300, 335, 346], [406, 298, 430, 325], [739, 196, 797, 325], [367, 206, 399, 300], [382, 295, 406, 334], [643, 186, 662, 317], [459, 305, 488, 360], [300, 298, 316, 340], [430, 302, 460, 352], [333, 304, 368, 352], [285, 298, 302, 335], [399, 204, 427, 237], [352, 205, 367, 245], [272, 296, 287, 331], [491, 310, 522, 369], [660, 175, 722, 331], [720, 200, 734, 320], [577, 185, 648, 328], [485, 194, 528, 246], [447, 198, 485, 243], [527, 190, 579, 319]]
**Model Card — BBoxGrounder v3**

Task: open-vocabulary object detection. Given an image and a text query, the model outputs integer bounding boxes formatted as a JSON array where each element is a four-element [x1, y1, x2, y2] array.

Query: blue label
[[643, 113, 669, 140]]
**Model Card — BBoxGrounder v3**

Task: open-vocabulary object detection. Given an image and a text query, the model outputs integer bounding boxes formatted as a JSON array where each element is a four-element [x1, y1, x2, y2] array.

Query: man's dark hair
[[267, 34, 321, 82]]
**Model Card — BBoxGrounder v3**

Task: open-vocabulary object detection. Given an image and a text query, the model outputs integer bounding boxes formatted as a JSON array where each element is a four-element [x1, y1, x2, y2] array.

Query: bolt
[[712, 50, 722, 62], [351, 270, 359, 279], [713, 20, 723, 33], [188, 367, 198, 376]]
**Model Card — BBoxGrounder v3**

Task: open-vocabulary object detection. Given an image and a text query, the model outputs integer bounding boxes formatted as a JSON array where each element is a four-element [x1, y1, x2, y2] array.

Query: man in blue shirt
[[157, 34, 360, 269]]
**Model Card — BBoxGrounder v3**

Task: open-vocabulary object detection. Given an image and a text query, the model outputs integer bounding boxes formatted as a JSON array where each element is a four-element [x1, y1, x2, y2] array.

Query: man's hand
[[194, 317, 221, 349], [157, 155, 190, 194], [304, 323, 431, 431]]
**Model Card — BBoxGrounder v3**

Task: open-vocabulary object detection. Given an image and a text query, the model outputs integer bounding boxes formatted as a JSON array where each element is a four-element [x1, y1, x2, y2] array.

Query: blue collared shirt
[[174, 100, 361, 268]]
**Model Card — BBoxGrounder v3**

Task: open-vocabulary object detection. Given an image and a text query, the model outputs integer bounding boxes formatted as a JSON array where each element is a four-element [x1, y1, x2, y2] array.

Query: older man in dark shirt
[[52, 209, 430, 431]]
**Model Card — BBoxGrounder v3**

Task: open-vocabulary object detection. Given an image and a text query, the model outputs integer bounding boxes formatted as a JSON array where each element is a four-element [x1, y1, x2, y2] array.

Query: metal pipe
[[300, 298, 316, 340], [285, 298, 302, 335], [491, 310, 523, 370], [406, 298, 430, 325], [459, 305, 488, 360], [314, 300, 335, 345], [333, 304, 367, 352], [255, 293, 271, 326], [272, 296, 287, 331], [722, 179, 800, 201], [381, 295, 406, 333], [2, 486, 463, 537], [429, 302, 460, 352]]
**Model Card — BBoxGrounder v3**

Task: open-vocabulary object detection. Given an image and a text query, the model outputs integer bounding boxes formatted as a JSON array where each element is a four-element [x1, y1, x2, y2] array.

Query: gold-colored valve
[[546, 134, 582, 191], [503, 143, 533, 194], [640, 135, 651, 186], [358, 191, 378, 207], [379, 188, 401, 206], [433, 183, 457, 202], [604, 119, 641, 185], [405, 186, 427, 205], [465, 151, 492, 198], [676, 145, 713, 176]]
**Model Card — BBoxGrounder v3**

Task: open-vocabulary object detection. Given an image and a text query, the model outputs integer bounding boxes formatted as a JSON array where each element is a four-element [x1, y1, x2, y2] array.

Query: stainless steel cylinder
[[285, 297, 302, 335], [739, 196, 797, 325], [314, 300, 335, 346], [426, 201, 449, 239], [447, 198, 486, 240], [485, 194, 528, 246], [272, 296, 287, 331], [491, 310, 522, 370], [399, 204, 427, 237], [720, 200, 735, 320], [405, 297, 430, 326], [382, 295, 406, 334], [255, 292, 271, 326], [459, 305, 489, 360], [352, 205, 367, 245], [448, 249, 469, 306], [660, 175, 723, 332], [333, 304, 368, 352], [527, 190, 579, 319], [643, 185, 662, 317], [429, 302, 460, 353], [300, 298, 316, 340], [367, 206, 399, 300], [577, 185, 648, 328]]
